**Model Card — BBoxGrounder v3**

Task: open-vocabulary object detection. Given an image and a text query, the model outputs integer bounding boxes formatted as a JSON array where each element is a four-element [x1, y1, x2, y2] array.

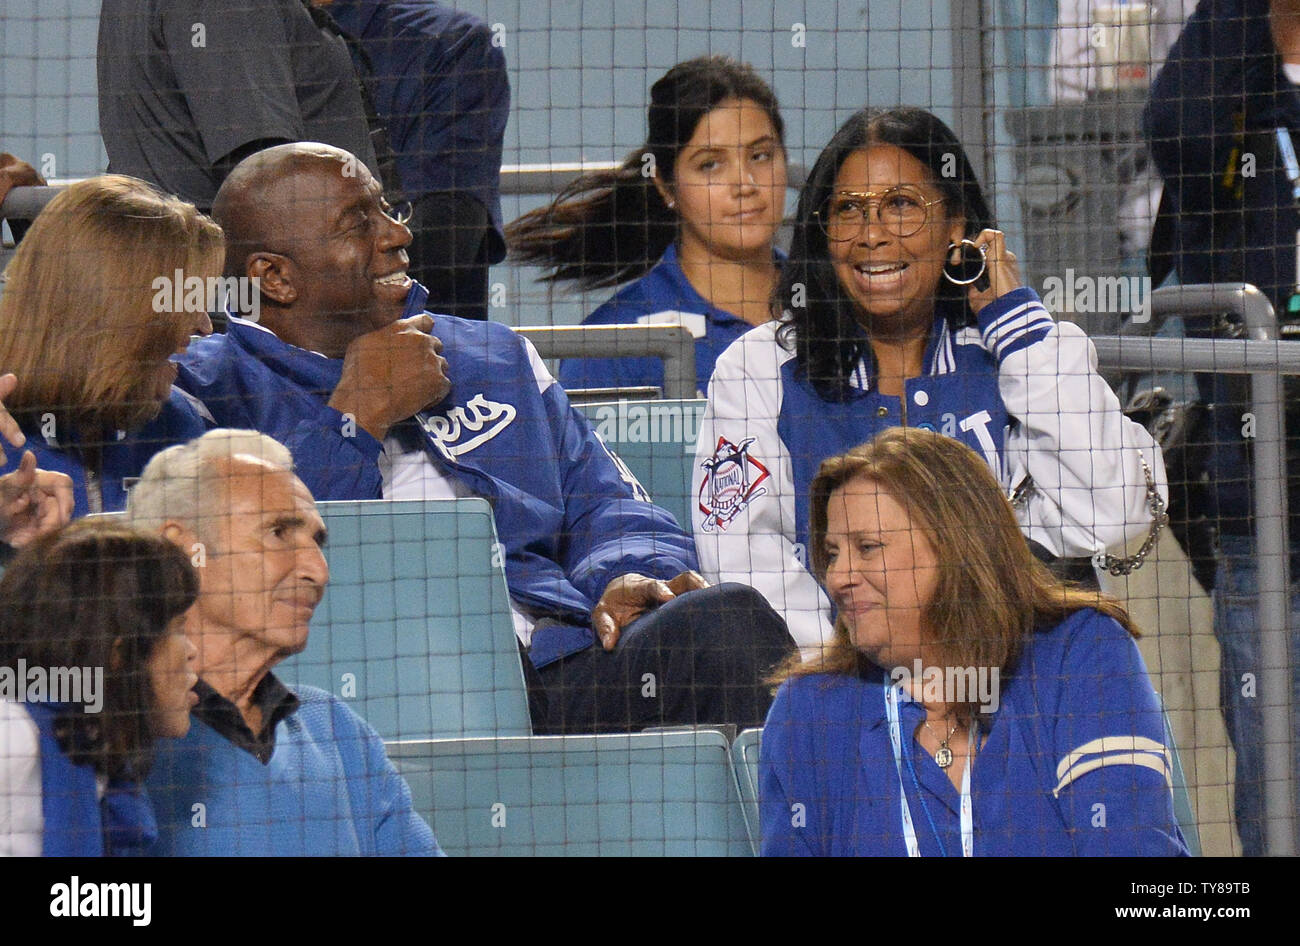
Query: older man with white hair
[[129, 428, 439, 856]]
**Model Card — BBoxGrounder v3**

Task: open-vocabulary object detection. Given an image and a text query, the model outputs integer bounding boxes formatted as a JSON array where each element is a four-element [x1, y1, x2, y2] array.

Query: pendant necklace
[[923, 716, 959, 768]]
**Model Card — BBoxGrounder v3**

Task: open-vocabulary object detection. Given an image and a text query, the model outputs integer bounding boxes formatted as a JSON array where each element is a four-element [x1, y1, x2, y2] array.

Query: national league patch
[[699, 436, 770, 532]]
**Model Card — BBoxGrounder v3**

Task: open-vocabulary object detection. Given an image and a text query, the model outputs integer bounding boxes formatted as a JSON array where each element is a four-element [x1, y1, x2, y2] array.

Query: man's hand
[[326, 313, 452, 440], [0, 153, 46, 215], [591, 570, 709, 651], [0, 450, 74, 548]]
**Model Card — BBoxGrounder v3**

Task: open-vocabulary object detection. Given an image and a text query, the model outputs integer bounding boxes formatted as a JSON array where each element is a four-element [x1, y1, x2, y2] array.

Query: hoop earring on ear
[[942, 239, 987, 286]]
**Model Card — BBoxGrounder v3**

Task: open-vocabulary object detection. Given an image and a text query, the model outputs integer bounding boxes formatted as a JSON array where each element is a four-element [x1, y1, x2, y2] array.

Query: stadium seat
[[731, 727, 763, 856], [279, 498, 532, 741], [573, 398, 705, 527], [387, 729, 753, 856], [1163, 707, 1202, 857]]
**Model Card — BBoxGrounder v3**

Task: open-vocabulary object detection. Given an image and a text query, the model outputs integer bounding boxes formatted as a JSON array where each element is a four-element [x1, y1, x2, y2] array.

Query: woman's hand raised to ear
[[963, 229, 1024, 316]]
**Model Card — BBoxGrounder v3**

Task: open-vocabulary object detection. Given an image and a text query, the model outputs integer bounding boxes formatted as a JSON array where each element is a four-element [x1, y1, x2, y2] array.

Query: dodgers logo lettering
[[420, 393, 517, 458], [699, 436, 769, 532]]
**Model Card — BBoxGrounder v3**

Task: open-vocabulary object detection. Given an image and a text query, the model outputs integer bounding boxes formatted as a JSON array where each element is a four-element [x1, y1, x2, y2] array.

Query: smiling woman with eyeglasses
[[691, 106, 1169, 658]]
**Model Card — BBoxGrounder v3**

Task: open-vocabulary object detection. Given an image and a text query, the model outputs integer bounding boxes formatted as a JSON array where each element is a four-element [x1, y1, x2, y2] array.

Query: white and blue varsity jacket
[[692, 287, 1168, 653]]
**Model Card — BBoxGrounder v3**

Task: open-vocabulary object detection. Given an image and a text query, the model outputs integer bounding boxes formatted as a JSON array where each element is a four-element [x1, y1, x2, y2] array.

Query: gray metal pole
[[516, 324, 696, 401], [1096, 282, 1296, 855]]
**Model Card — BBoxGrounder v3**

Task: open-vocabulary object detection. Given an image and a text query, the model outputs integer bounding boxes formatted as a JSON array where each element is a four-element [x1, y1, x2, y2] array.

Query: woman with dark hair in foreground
[[760, 427, 1188, 856], [0, 520, 199, 856]]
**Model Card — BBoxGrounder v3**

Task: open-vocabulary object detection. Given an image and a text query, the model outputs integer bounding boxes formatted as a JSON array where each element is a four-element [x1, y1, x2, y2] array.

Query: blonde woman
[[0, 175, 221, 515]]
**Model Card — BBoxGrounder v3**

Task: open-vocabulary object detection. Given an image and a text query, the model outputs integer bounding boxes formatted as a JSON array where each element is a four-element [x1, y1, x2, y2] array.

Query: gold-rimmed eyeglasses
[[384, 199, 414, 226], [816, 186, 946, 241]]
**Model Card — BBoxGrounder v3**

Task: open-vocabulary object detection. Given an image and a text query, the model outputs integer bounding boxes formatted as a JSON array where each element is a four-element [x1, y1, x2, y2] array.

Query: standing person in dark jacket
[[325, 0, 510, 321], [1145, 0, 1300, 855], [97, 0, 382, 212], [173, 142, 795, 734]]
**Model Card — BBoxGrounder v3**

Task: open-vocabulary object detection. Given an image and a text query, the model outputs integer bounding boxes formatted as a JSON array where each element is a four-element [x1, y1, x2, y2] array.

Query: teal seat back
[[731, 728, 762, 856], [279, 498, 531, 741], [574, 399, 705, 528], [1163, 708, 1202, 856], [388, 730, 753, 856]]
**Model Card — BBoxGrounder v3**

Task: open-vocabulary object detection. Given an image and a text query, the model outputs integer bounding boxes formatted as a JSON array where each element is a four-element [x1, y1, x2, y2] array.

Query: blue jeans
[[1213, 533, 1300, 855]]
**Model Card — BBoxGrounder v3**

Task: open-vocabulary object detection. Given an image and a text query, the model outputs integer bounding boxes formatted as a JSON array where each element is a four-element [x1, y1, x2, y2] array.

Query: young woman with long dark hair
[[508, 56, 788, 395]]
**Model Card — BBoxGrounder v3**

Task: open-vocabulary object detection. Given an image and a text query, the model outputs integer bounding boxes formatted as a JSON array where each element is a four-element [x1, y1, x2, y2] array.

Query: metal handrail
[[0, 160, 812, 221], [0, 185, 52, 221], [1094, 282, 1296, 857], [514, 324, 696, 400]]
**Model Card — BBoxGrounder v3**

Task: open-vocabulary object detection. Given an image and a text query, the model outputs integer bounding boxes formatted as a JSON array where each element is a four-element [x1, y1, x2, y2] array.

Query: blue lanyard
[[883, 683, 975, 857]]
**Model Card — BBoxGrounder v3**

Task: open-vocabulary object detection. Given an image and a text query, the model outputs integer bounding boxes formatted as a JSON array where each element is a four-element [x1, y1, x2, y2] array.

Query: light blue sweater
[[146, 685, 440, 856]]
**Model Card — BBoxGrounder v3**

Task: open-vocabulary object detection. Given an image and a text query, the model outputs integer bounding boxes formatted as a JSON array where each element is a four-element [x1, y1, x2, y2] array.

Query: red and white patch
[[699, 436, 770, 532]]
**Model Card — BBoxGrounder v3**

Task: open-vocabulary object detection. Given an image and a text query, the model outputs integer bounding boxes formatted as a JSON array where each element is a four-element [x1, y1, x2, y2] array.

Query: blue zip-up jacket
[[557, 244, 784, 396], [0, 391, 207, 517], [173, 285, 699, 666], [23, 702, 157, 856], [760, 608, 1189, 857], [1145, 0, 1300, 537]]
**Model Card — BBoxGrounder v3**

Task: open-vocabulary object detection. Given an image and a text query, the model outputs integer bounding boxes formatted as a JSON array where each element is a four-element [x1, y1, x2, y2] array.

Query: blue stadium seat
[[278, 498, 532, 741], [387, 729, 753, 856], [731, 727, 763, 856], [573, 398, 705, 527]]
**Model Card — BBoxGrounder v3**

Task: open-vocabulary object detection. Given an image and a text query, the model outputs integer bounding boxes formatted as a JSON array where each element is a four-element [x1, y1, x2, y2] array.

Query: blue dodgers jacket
[[759, 608, 1190, 857], [25, 702, 158, 857], [173, 285, 699, 667], [0, 391, 207, 518]]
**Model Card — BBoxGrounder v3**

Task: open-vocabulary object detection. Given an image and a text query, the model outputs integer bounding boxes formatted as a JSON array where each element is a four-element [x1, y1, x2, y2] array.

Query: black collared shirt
[[192, 674, 300, 765]]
